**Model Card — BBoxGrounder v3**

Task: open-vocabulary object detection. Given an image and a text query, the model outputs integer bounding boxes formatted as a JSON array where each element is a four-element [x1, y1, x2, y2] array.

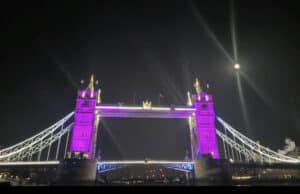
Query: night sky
[[1, 1, 300, 160]]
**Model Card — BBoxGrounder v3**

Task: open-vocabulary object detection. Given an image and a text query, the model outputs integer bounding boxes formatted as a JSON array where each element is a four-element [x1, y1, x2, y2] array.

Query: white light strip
[[97, 106, 143, 110], [97, 106, 172, 111], [149, 160, 193, 164], [174, 108, 196, 111], [99, 161, 143, 164], [0, 161, 60, 166], [151, 107, 171, 111], [98, 160, 194, 165]]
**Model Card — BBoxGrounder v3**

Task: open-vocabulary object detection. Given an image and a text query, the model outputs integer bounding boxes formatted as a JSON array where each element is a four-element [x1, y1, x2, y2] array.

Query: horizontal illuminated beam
[[97, 105, 195, 111], [0, 161, 60, 166], [98, 160, 194, 165], [174, 108, 196, 111], [97, 106, 143, 110], [96, 105, 195, 118]]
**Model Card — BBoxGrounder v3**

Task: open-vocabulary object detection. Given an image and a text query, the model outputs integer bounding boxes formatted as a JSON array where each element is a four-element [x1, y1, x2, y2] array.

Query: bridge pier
[[193, 154, 231, 185], [54, 75, 100, 185], [55, 159, 97, 185]]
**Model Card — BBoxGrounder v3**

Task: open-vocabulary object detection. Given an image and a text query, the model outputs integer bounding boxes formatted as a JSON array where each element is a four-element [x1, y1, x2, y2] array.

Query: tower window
[[201, 104, 208, 109]]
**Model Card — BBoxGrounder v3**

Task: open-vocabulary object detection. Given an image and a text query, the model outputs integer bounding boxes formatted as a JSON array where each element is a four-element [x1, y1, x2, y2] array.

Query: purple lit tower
[[193, 79, 219, 159], [69, 75, 100, 159]]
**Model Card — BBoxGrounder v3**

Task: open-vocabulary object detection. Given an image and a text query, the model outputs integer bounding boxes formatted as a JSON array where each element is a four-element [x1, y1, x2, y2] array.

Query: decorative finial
[[88, 74, 94, 90], [193, 78, 202, 96], [206, 83, 210, 89], [142, 100, 152, 109], [88, 74, 95, 98], [81, 91, 86, 98], [97, 89, 102, 104], [187, 91, 192, 106]]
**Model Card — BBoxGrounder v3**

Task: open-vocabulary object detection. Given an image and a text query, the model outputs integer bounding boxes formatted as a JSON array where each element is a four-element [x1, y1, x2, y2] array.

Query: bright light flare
[[236, 72, 251, 136], [230, 0, 238, 62], [240, 71, 274, 110], [234, 63, 240, 70], [189, 0, 234, 63]]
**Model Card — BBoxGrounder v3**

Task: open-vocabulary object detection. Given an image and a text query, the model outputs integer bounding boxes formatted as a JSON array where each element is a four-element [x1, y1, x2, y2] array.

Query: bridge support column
[[193, 154, 230, 185], [55, 159, 97, 185]]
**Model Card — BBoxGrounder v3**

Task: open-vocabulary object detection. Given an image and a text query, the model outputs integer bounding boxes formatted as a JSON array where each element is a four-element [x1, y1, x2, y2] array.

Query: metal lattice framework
[[0, 112, 74, 161], [0, 111, 299, 165], [216, 116, 300, 164]]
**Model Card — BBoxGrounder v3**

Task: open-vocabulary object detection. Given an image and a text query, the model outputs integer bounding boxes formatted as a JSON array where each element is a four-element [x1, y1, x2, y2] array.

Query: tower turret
[[69, 74, 99, 159], [192, 78, 219, 159]]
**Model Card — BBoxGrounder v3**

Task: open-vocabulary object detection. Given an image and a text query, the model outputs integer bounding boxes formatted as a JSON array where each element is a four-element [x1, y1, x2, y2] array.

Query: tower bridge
[[0, 74, 299, 185]]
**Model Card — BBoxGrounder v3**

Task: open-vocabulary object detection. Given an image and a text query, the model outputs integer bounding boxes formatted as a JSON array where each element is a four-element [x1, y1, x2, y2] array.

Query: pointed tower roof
[[88, 74, 94, 92], [193, 78, 202, 96], [187, 91, 192, 106]]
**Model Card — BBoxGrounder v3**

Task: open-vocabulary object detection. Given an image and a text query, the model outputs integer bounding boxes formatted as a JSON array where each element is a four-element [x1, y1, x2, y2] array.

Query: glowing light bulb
[[234, 63, 240, 70]]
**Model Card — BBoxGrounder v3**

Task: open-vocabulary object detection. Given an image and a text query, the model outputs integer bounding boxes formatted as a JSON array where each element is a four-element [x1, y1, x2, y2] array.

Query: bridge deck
[[98, 160, 194, 165], [0, 161, 60, 166], [0, 160, 193, 166]]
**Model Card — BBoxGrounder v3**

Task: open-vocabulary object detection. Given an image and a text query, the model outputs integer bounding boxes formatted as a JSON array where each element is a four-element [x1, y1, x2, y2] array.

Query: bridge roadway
[[1, 160, 299, 170], [0, 161, 60, 166], [6, 160, 297, 172], [0, 160, 194, 174], [0, 160, 193, 168]]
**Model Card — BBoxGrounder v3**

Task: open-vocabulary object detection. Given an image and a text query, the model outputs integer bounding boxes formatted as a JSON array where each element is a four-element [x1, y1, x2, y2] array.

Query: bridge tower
[[69, 75, 100, 159], [192, 79, 220, 180], [56, 75, 101, 185], [193, 85, 219, 159]]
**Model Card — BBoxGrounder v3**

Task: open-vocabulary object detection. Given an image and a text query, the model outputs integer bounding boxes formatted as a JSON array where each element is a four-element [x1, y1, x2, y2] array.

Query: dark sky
[[1, 0, 300, 160]]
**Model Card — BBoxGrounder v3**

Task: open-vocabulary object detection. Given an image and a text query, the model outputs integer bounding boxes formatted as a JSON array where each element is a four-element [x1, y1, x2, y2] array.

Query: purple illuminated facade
[[69, 75, 219, 162], [69, 82, 98, 159], [194, 92, 220, 159]]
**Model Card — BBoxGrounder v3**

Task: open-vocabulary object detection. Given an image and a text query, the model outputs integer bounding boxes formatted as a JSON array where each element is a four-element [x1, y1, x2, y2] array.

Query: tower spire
[[187, 91, 192, 106], [193, 78, 202, 96], [87, 74, 95, 98], [88, 74, 94, 91], [97, 89, 102, 104]]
